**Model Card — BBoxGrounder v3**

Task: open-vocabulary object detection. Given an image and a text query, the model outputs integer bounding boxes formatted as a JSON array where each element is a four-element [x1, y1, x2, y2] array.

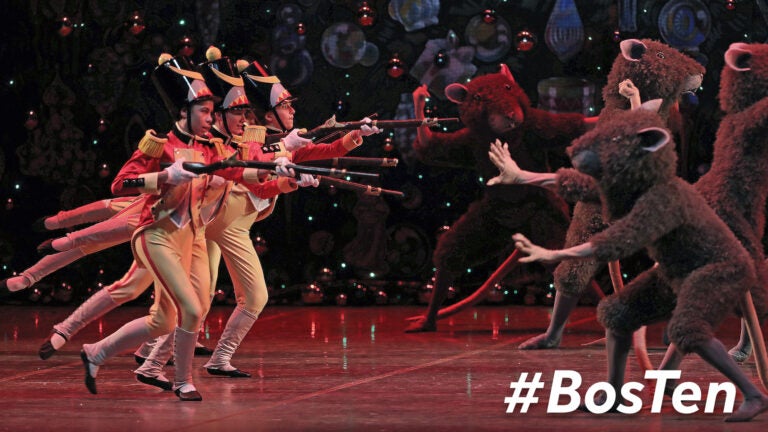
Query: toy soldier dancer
[[134, 54, 381, 382], [134, 48, 315, 382], [80, 54, 277, 401]]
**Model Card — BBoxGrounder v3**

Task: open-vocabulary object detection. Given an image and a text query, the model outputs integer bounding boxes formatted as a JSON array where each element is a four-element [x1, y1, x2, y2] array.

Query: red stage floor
[[0, 304, 764, 431]]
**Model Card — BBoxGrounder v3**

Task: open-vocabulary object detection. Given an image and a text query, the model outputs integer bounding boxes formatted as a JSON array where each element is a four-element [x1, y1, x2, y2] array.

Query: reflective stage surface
[[0, 305, 762, 431]]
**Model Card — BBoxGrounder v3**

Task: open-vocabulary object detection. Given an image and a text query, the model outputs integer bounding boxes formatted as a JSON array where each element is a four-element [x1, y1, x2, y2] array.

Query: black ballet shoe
[[38, 329, 68, 360], [135, 373, 173, 391], [31, 216, 51, 233], [206, 367, 251, 378], [194, 345, 214, 356], [80, 350, 98, 394], [134, 355, 174, 366], [36, 239, 57, 256], [174, 388, 203, 401], [403, 318, 437, 333]]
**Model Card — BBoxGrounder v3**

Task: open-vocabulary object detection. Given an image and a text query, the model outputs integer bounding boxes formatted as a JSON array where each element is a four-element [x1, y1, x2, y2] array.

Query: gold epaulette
[[210, 137, 229, 158], [237, 143, 249, 161], [243, 125, 267, 144], [228, 135, 248, 159], [272, 141, 293, 161], [138, 129, 167, 158]]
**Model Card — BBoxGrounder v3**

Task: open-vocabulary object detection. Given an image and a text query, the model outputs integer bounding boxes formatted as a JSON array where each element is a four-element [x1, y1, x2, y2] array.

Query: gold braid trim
[[137, 129, 167, 158], [243, 125, 266, 144], [237, 143, 250, 160], [210, 138, 229, 158]]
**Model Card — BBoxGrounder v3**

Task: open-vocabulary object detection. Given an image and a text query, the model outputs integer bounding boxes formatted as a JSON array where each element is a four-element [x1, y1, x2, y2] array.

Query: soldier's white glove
[[207, 175, 227, 188], [274, 156, 294, 177], [297, 173, 319, 188], [164, 158, 198, 185], [359, 117, 382, 136], [282, 129, 312, 151]]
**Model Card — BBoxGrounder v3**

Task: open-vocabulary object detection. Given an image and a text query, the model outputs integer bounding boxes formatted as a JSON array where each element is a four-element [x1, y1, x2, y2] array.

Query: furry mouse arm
[[412, 127, 475, 168], [588, 183, 685, 262], [554, 168, 601, 203], [525, 108, 587, 144], [512, 233, 595, 263]]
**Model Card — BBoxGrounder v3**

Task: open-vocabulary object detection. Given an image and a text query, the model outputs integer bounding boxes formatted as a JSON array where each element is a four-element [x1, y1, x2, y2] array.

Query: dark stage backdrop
[[0, 0, 764, 306]]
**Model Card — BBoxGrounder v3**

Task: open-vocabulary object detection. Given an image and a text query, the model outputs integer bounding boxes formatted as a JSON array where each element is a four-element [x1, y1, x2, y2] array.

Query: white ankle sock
[[44, 217, 60, 230], [7, 276, 30, 292], [51, 333, 67, 350], [51, 237, 73, 252], [175, 383, 197, 393]]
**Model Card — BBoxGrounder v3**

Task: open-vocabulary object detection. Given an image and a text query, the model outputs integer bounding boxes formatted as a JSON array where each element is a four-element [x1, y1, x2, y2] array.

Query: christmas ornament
[[388, 0, 440, 32], [321, 22, 366, 68], [178, 36, 195, 57], [24, 110, 38, 130], [383, 136, 394, 152], [387, 54, 406, 78], [128, 11, 145, 35], [544, 0, 585, 62], [515, 30, 537, 52], [482, 9, 497, 24], [58, 16, 73, 37], [317, 267, 335, 283], [357, 2, 376, 27], [251, 234, 269, 255]]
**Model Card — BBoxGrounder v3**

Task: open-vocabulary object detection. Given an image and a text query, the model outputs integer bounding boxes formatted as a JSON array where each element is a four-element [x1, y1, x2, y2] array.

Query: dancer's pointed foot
[[174, 384, 202, 401], [194, 343, 214, 356], [724, 394, 768, 422], [80, 350, 98, 394], [728, 344, 752, 363], [206, 367, 251, 378], [31, 216, 52, 232], [404, 316, 436, 333], [134, 355, 174, 366], [39, 329, 68, 360], [135, 372, 173, 391], [518, 333, 562, 350], [36, 239, 57, 256]]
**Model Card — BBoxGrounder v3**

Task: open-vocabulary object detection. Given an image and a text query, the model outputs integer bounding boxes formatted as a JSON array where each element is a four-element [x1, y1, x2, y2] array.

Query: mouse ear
[[498, 63, 516, 84], [638, 99, 663, 113], [445, 83, 469, 104], [638, 127, 671, 152], [724, 43, 752, 72], [620, 39, 646, 62]]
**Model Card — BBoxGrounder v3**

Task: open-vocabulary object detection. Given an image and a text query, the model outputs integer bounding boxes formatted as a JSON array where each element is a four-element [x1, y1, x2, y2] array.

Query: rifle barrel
[[264, 117, 460, 144], [318, 176, 404, 198], [303, 157, 398, 168]]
